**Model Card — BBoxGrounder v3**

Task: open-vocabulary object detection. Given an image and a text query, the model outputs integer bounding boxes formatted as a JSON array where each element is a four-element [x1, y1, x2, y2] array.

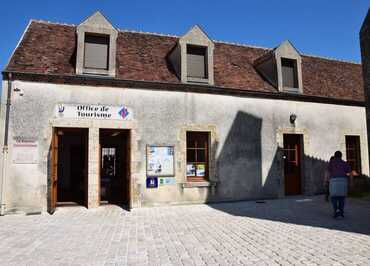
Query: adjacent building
[[0, 12, 368, 214]]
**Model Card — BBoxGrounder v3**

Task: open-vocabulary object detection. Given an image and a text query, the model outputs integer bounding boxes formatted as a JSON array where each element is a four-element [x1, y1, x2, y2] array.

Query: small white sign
[[55, 104, 132, 120], [12, 141, 39, 164]]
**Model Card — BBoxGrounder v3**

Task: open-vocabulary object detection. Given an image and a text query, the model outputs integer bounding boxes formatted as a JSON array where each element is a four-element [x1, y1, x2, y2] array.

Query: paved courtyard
[[0, 196, 369, 266]]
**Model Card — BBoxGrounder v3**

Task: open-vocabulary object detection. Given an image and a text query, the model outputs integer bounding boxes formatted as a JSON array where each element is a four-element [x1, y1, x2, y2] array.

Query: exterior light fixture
[[14, 87, 24, 96], [290, 114, 297, 124]]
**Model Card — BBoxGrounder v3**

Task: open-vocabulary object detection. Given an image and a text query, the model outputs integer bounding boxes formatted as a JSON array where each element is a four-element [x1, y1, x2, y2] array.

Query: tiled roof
[[5, 20, 365, 102]]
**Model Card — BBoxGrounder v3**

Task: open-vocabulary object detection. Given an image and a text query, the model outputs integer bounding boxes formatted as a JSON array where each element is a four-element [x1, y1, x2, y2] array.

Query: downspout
[[0, 72, 12, 215]]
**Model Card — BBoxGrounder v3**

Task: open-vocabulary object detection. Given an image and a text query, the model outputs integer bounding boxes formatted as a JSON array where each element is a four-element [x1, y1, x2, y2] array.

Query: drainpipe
[[0, 72, 12, 215]]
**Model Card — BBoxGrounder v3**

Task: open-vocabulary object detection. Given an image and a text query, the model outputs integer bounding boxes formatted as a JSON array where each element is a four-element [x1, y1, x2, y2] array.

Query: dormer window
[[76, 11, 118, 77], [281, 58, 298, 89], [187, 45, 208, 79], [254, 40, 303, 93], [168, 25, 214, 85], [84, 34, 110, 70]]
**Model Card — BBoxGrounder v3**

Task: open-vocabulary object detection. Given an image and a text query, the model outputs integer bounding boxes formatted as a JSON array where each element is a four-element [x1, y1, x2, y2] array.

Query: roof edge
[[3, 20, 33, 71]]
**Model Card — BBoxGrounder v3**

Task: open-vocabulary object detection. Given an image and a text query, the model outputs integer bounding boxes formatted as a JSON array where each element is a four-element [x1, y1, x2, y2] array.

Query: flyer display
[[146, 146, 175, 177]]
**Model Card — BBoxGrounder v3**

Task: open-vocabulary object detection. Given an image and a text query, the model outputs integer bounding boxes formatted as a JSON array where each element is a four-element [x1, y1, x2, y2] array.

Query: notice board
[[146, 146, 175, 177]]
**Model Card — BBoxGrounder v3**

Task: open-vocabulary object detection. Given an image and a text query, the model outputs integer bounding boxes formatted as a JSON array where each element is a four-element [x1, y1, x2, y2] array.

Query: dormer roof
[[179, 25, 213, 46], [78, 11, 116, 30]]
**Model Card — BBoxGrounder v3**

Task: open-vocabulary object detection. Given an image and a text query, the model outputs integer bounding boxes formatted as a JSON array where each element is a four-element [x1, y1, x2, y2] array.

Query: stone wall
[[0, 80, 368, 213], [360, 8, 370, 176]]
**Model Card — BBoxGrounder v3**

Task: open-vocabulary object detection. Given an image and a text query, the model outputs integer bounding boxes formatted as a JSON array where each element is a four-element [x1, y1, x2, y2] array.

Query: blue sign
[[146, 177, 158, 188]]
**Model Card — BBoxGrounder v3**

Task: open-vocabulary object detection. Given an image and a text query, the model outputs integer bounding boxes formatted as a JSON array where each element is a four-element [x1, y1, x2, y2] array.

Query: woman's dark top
[[328, 158, 351, 178]]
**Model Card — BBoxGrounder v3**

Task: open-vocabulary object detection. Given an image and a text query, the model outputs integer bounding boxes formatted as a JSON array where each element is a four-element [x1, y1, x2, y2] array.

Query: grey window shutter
[[282, 58, 298, 88], [187, 46, 207, 79], [84, 35, 109, 70]]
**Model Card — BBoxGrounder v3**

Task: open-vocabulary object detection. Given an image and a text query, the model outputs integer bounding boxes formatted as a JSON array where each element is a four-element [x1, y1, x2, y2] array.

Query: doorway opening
[[55, 128, 88, 207], [99, 129, 130, 206], [283, 134, 303, 196]]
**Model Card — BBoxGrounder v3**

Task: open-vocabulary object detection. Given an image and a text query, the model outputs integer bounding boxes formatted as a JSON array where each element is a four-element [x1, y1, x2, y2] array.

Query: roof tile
[[5, 21, 364, 102]]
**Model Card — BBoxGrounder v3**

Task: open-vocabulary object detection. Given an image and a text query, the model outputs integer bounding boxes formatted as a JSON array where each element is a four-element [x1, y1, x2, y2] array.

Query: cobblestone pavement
[[0, 196, 370, 266]]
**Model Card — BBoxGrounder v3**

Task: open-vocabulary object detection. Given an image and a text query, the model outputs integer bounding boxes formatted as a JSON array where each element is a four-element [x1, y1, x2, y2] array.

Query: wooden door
[[84, 131, 88, 207], [283, 134, 302, 195], [49, 128, 58, 214], [126, 131, 131, 209]]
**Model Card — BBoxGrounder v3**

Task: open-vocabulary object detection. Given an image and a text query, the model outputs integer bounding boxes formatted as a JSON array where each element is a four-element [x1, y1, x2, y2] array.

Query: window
[[84, 34, 110, 70], [187, 45, 208, 79], [281, 58, 298, 88], [345, 136, 362, 174], [186, 132, 209, 181]]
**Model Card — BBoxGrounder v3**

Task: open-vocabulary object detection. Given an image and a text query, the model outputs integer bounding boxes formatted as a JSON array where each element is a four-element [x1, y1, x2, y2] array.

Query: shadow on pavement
[[206, 111, 370, 236]]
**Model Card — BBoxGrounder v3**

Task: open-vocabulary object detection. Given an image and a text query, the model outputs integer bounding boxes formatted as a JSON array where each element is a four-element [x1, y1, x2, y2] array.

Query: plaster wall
[[1, 80, 368, 213]]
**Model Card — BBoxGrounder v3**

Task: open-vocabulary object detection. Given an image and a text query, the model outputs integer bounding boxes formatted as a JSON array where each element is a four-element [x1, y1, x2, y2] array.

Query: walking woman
[[327, 151, 352, 218]]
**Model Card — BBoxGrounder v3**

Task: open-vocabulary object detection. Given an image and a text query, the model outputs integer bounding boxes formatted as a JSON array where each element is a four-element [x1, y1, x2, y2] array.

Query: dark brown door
[[283, 134, 302, 195], [49, 128, 58, 214]]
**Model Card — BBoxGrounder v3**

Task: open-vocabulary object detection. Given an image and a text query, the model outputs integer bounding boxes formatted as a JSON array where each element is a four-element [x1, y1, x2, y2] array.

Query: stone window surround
[[177, 125, 219, 188], [340, 129, 369, 176], [47, 118, 141, 209], [275, 41, 303, 94], [76, 25, 118, 77], [178, 26, 215, 85]]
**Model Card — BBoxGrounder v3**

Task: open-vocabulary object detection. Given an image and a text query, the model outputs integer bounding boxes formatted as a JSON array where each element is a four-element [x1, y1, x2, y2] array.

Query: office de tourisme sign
[[55, 104, 132, 120]]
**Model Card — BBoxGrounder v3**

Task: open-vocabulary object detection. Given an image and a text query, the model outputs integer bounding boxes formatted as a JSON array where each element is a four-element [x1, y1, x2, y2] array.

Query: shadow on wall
[[206, 111, 370, 236], [207, 111, 281, 203]]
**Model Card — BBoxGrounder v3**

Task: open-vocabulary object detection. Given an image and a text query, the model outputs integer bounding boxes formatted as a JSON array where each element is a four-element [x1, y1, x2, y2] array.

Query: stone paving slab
[[0, 196, 369, 265]]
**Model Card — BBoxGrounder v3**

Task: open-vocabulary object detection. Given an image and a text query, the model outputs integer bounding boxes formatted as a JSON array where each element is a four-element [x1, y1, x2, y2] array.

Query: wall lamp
[[290, 114, 297, 124], [13, 87, 24, 96]]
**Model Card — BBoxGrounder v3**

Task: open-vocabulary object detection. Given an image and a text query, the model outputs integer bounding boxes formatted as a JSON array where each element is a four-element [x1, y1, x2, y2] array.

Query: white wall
[[0, 80, 368, 213]]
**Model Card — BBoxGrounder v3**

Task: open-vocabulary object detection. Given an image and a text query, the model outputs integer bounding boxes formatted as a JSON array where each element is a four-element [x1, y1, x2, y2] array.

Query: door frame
[[98, 129, 131, 207], [49, 127, 89, 212], [277, 128, 308, 197], [283, 133, 303, 195], [49, 127, 58, 214]]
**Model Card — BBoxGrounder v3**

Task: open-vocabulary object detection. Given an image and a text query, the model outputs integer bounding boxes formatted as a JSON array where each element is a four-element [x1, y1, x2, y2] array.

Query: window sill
[[282, 87, 301, 94], [181, 181, 217, 188], [83, 68, 110, 76], [187, 77, 209, 84]]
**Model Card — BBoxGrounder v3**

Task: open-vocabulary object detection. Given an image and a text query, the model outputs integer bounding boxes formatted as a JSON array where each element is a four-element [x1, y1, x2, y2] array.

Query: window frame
[[186, 44, 209, 82], [83, 33, 110, 71], [281, 57, 299, 90], [345, 135, 362, 175], [186, 131, 210, 182]]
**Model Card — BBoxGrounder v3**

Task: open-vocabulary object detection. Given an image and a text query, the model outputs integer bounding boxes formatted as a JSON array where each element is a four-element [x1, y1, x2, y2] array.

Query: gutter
[[0, 73, 12, 215]]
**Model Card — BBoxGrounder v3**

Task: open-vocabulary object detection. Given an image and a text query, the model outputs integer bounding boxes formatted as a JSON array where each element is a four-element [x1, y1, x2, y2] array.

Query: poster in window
[[196, 164, 205, 177], [187, 164, 196, 176], [146, 146, 175, 177]]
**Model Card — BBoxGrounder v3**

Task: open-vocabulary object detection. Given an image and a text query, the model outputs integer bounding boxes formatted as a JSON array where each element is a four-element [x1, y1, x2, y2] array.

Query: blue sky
[[1, 1, 369, 71]]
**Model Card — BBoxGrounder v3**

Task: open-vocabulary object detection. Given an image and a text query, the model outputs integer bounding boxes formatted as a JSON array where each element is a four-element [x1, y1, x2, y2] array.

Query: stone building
[[360, 8, 370, 171], [0, 12, 368, 214]]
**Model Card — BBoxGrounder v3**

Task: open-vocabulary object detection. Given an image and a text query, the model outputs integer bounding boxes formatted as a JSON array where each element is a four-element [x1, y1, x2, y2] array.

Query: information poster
[[187, 164, 196, 176], [196, 164, 205, 177], [147, 146, 175, 177], [12, 140, 39, 164]]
